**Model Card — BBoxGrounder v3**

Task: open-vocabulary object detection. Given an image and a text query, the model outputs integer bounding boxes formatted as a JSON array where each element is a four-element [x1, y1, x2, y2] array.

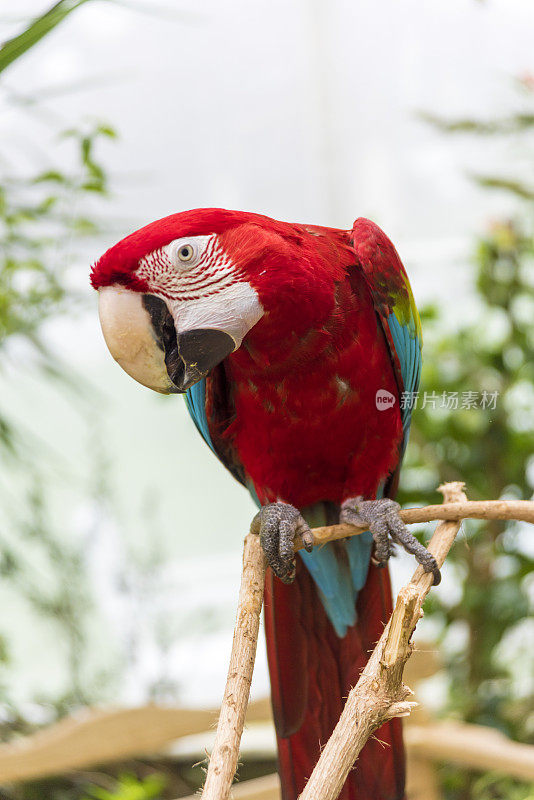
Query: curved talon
[[340, 496, 441, 585], [250, 502, 313, 584]]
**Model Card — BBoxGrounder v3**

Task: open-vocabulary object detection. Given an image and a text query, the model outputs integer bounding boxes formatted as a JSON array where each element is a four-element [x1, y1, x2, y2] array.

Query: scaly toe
[[341, 496, 441, 584], [250, 502, 312, 584]]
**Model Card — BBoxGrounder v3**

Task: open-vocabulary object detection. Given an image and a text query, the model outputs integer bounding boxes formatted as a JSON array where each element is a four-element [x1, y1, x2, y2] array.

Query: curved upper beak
[[97, 286, 235, 394]]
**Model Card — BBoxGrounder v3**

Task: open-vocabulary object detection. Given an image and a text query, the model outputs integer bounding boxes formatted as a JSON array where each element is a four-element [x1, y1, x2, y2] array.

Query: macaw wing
[[183, 219, 422, 642], [298, 217, 423, 634], [350, 217, 422, 460], [185, 219, 421, 482]]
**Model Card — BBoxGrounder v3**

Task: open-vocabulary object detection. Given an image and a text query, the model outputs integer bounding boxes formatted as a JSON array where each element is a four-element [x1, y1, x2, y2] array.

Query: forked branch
[[298, 481, 467, 799], [200, 483, 533, 800]]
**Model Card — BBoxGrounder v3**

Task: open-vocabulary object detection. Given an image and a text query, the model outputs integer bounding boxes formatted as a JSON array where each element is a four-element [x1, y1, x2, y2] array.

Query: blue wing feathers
[[387, 313, 422, 438], [298, 228, 423, 636], [304, 312, 422, 636]]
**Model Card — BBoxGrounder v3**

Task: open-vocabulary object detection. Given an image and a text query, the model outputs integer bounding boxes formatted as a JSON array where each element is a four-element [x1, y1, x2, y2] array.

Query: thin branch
[[299, 497, 534, 551], [200, 534, 266, 800], [298, 482, 467, 800]]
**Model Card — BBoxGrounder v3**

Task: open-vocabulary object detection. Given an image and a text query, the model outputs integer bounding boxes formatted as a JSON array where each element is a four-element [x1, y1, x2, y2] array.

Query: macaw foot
[[340, 497, 441, 585], [250, 502, 314, 584]]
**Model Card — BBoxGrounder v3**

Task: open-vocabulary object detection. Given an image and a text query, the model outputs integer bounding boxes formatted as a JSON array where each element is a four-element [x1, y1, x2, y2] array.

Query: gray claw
[[340, 496, 441, 585], [250, 502, 313, 584]]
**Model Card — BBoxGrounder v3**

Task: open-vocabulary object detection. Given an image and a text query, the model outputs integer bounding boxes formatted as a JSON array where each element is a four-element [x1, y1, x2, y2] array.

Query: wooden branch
[[298, 497, 534, 551], [298, 482, 468, 800], [200, 483, 534, 800], [0, 700, 273, 784], [405, 720, 534, 783], [201, 534, 266, 800]]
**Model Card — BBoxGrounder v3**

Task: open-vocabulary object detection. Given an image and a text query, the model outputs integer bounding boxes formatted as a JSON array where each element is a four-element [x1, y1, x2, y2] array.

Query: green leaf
[[420, 111, 534, 136], [82, 772, 166, 800], [471, 175, 534, 201], [96, 123, 118, 139], [0, 0, 95, 76], [32, 170, 68, 185]]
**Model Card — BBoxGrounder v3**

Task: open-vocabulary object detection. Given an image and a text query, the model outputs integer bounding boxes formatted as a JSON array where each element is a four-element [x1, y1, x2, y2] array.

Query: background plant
[[0, 0, 117, 726], [81, 773, 166, 800], [398, 80, 534, 800]]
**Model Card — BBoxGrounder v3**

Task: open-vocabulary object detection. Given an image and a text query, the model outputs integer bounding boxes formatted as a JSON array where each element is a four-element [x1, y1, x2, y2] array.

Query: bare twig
[[201, 534, 266, 800], [299, 497, 534, 551], [298, 482, 468, 800]]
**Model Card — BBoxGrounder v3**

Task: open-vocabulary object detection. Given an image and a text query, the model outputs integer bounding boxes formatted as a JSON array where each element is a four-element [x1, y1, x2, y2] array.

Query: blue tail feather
[[345, 531, 374, 599], [299, 546, 356, 636]]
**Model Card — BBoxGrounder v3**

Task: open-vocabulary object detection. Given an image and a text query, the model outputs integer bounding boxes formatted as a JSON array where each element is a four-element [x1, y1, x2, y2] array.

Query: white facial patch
[[137, 233, 264, 349], [168, 281, 263, 349]]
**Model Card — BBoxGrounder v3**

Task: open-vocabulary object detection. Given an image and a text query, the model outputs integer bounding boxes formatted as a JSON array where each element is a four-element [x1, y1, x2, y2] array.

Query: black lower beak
[[142, 295, 235, 392], [176, 328, 235, 389]]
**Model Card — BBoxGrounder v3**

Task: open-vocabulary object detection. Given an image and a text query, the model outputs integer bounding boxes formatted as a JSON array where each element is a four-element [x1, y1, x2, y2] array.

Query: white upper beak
[[98, 286, 176, 394]]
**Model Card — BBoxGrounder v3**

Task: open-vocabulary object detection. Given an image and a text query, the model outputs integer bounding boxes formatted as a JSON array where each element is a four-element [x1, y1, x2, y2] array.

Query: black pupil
[[180, 247, 191, 258]]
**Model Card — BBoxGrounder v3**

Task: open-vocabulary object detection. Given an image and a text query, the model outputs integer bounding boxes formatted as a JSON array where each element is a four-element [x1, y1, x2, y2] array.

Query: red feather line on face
[[135, 237, 246, 303]]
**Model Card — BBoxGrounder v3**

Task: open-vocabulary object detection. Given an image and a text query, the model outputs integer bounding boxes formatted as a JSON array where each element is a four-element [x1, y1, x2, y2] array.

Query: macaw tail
[[264, 560, 405, 800]]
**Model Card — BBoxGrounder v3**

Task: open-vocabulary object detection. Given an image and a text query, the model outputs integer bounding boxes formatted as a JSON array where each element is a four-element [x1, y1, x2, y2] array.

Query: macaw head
[[91, 208, 344, 393]]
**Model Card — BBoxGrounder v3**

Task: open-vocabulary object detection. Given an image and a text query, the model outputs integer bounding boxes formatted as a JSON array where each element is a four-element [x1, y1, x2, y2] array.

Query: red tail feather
[[264, 561, 405, 800]]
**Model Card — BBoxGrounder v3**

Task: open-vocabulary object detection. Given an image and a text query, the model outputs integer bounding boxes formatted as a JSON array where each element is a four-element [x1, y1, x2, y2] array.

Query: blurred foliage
[[470, 773, 534, 800], [0, 479, 93, 716], [0, 2, 117, 728], [0, 755, 277, 800], [440, 768, 534, 800], [0, 121, 115, 353], [0, 5, 193, 768], [400, 218, 534, 739], [81, 773, 166, 800], [398, 79, 534, 800], [420, 73, 534, 202]]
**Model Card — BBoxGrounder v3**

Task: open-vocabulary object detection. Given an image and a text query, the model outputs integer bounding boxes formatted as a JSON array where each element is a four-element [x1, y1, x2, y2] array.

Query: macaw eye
[[177, 244, 194, 262], [165, 237, 206, 271]]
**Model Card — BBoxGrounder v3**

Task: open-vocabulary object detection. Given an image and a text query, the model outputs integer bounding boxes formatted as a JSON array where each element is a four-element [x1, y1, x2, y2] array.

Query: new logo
[[376, 389, 396, 410]]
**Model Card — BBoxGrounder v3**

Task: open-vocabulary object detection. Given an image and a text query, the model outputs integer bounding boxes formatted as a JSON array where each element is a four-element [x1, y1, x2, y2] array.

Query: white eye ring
[[177, 243, 195, 263], [165, 236, 209, 271]]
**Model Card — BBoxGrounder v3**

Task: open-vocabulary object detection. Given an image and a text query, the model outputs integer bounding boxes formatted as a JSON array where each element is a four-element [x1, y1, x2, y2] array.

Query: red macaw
[[91, 209, 436, 800]]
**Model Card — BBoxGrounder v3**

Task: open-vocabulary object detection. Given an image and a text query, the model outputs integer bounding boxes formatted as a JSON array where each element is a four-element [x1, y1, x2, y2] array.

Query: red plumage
[[211, 223, 405, 798], [92, 209, 412, 799], [220, 228, 402, 505]]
